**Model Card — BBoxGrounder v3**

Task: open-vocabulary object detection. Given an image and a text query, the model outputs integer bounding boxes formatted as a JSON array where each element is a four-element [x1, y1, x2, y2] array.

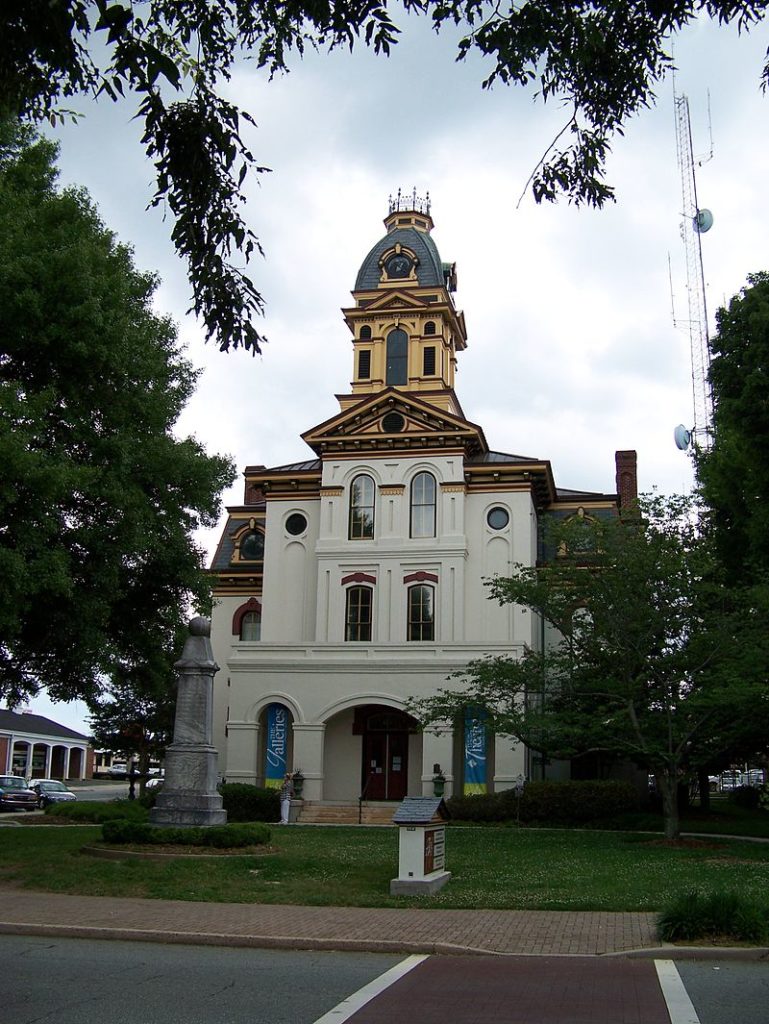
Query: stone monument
[[149, 616, 227, 827]]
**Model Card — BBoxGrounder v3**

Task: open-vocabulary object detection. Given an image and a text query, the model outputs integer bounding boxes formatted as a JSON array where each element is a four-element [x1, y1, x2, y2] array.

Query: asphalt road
[[2, 934, 402, 1024], [4, 935, 769, 1024]]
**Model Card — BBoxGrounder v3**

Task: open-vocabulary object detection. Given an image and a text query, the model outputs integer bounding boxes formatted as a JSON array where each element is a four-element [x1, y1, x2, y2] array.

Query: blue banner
[[463, 708, 487, 795], [265, 703, 289, 789]]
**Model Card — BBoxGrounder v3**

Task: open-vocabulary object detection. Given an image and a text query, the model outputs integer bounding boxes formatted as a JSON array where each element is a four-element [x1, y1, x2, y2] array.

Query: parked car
[[0, 775, 38, 812], [145, 775, 164, 791], [107, 762, 128, 778], [28, 779, 77, 809]]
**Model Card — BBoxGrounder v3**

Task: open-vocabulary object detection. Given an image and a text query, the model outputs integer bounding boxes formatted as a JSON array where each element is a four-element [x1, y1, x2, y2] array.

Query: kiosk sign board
[[391, 797, 451, 896]]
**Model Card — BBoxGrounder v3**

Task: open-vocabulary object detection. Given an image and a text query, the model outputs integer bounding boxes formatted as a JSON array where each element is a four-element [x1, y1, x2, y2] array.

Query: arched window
[[349, 474, 375, 539], [240, 610, 261, 640], [239, 529, 264, 561], [424, 321, 436, 336], [360, 325, 372, 340], [407, 585, 434, 641], [410, 472, 436, 538], [345, 586, 373, 641], [385, 328, 408, 386]]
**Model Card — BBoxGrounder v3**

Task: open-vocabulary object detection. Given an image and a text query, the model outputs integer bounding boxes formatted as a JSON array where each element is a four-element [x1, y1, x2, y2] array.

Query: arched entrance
[[354, 705, 418, 801]]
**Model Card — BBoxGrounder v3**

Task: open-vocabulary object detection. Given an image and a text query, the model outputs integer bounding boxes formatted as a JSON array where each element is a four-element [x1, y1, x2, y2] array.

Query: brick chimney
[[615, 450, 638, 509]]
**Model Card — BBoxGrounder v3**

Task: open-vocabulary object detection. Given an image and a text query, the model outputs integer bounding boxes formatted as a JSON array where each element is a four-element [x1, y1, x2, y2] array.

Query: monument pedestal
[[150, 618, 227, 829]]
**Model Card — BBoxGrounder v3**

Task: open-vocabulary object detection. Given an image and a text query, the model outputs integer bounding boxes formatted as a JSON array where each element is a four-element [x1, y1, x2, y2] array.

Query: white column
[[291, 723, 325, 801], [421, 726, 454, 797]]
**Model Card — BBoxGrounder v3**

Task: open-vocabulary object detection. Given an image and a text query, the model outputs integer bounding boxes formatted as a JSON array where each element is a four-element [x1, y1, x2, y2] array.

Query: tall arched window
[[407, 585, 434, 641], [345, 586, 373, 641], [349, 474, 375, 539], [410, 472, 436, 538], [240, 610, 261, 640], [385, 328, 408, 386]]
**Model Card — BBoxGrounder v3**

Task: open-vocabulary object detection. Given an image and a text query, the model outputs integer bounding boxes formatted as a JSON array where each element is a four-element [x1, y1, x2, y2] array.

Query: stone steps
[[297, 801, 397, 826]]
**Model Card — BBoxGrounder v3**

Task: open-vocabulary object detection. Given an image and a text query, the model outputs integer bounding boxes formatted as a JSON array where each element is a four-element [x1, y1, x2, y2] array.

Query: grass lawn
[[1, 823, 768, 911]]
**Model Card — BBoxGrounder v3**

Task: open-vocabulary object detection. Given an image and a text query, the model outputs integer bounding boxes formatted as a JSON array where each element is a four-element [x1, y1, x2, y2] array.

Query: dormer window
[[239, 530, 264, 561]]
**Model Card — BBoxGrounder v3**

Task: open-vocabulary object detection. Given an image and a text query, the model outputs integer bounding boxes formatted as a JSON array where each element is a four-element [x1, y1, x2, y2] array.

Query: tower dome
[[354, 190, 453, 291]]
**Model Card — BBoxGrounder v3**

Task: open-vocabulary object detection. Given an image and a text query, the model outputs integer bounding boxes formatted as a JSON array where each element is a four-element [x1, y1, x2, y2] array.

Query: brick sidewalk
[[0, 889, 661, 956]]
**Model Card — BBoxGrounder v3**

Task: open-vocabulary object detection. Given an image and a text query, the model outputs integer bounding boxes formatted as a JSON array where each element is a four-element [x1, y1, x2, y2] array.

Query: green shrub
[[219, 783, 280, 822], [201, 823, 271, 848], [729, 785, 761, 810], [658, 889, 769, 943], [47, 800, 150, 824], [102, 819, 154, 844], [446, 780, 640, 826], [101, 818, 271, 848]]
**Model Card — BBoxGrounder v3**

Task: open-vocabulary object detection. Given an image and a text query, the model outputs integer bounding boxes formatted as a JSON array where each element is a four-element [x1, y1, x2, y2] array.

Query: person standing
[[279, 772, 294, 824]]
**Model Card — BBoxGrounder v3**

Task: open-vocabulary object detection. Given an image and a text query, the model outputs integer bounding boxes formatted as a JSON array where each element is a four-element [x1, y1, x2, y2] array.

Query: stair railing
[[358, 776, 373, 824]]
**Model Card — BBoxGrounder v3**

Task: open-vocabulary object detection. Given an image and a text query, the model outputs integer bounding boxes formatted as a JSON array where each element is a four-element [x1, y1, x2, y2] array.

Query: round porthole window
[[285, 512, 308, 536], [487, 507, 510, 530], [381, 412, 405, 433]]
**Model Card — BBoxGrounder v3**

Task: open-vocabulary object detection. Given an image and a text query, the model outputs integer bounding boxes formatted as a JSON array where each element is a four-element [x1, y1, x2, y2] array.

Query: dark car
[[0, 775, 38, 812], [28, 779, 77, 809]]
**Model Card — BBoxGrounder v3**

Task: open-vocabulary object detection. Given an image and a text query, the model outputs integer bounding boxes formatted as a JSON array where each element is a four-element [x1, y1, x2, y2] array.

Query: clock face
[[385, 253, 412, 279]]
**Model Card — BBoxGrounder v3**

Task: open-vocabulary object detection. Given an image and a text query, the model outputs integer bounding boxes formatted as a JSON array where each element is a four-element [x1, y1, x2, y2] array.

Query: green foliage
[[4, 823, 769, 912], [46, 799, 149, 823], [219, 783, 280, 823], [728, 785, 762, 810], [447, 780, 639, 825], [101, 818, 271, 848], [658, 889, 769, 943], [0, 120, 235, 705], [411, 494, 769, 841], [699, 272, 769, 584], [1, 5, 768, 347]]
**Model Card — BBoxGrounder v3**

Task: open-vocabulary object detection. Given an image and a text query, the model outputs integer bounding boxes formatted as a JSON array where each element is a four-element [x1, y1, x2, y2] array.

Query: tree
[[698, 272, 769, 586], [0, 119, 236, 707], [1, 3, 767, 351], [87, 621, 183, 792], [410, 495, 769, 839]]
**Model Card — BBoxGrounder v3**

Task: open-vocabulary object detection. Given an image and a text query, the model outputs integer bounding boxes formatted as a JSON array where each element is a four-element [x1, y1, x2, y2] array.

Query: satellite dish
[[674, 424, 692, 451], [694, 208, 714, 233]]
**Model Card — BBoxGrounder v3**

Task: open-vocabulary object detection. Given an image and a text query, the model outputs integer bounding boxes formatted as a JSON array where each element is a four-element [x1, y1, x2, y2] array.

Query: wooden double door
[[360, 712, 415, 798]]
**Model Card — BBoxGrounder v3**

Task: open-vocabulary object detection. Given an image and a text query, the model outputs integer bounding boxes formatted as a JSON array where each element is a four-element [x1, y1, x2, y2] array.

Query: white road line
[[655, 959, 701, 1024], [311, 954, 428, 1024]]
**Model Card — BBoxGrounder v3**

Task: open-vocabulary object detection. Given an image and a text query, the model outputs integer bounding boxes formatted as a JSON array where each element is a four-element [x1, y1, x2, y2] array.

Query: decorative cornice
[[440, 482, 466, 493], [403, 571, 439, 584], [379, 485, 406, 495], [341, 572, 377, 586]]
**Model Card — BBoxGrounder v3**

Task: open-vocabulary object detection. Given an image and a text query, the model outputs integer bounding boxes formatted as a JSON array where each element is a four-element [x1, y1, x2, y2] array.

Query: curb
[[1, 921, 767, 960]]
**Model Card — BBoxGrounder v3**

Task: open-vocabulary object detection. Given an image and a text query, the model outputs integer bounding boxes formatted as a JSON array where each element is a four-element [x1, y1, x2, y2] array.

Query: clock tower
[[341, 189, 467, 416]]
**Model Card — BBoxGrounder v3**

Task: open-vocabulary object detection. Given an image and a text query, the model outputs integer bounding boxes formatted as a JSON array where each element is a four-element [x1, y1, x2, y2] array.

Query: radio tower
[[673, 93, 714, 451]]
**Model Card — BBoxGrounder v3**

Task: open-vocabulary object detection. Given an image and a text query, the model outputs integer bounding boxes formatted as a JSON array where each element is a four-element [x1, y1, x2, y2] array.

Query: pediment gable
[[302, 388, 488, 458], [359, 289, 433, 313]]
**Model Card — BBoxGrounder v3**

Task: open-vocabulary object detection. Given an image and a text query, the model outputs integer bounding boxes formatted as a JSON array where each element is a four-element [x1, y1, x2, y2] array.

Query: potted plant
[[292, 769, 305, 799]]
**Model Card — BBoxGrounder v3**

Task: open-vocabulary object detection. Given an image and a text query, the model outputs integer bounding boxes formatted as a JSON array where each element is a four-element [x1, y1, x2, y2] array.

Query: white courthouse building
[[209, 195, 637, 815]]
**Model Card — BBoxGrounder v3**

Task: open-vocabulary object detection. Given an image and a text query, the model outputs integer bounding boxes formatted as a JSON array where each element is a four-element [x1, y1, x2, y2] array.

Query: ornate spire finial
[[388, 187, 431, 216]]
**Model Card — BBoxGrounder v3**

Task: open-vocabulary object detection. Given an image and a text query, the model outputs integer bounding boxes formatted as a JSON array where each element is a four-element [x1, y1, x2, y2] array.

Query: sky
[[19, 12, 768, 733]]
